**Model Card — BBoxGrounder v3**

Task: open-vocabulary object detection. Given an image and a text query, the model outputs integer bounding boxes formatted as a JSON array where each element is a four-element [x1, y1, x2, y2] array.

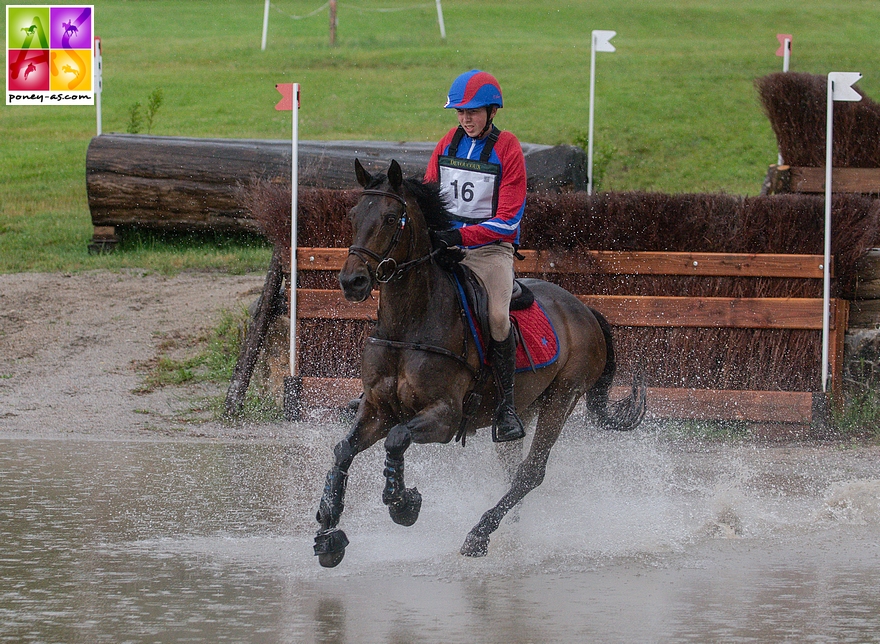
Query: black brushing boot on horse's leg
[[383, 423, 422, 526], [314, 436, 357, 567], [489, 329, 525, 442]]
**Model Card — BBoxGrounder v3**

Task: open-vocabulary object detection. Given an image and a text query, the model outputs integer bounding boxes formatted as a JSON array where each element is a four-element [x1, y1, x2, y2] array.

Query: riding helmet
[[444, 70, 503, 109]]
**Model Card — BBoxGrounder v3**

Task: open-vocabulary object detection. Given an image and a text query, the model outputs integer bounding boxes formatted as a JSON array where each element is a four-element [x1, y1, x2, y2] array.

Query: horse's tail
[[584, 307, 647, 431]]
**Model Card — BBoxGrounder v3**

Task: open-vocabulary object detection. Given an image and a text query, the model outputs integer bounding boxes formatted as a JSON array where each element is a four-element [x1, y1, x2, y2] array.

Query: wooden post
[[329, 0, 337, 47], [88, 225, 118, 254], [224, 248, 284, 417], [771, 164, 791, 194]]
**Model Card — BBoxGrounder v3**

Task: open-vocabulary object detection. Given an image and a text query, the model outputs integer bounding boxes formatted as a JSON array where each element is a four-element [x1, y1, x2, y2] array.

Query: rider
[[425, 69, 527, 443]]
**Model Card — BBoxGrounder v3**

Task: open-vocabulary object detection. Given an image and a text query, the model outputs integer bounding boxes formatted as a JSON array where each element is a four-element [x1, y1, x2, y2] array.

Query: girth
[[365, 336, 478, 376]]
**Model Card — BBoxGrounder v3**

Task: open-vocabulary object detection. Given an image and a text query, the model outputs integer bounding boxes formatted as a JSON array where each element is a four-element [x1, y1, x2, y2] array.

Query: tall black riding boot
[[489, 329, 526, 442]]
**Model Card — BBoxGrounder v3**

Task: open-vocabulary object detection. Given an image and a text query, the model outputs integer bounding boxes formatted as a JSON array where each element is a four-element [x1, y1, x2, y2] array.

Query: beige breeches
[[460, 242, 515, 342]]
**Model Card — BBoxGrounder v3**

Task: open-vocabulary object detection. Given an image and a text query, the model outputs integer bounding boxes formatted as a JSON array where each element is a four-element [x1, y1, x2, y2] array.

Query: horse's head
[[340, 159, 434, 302]]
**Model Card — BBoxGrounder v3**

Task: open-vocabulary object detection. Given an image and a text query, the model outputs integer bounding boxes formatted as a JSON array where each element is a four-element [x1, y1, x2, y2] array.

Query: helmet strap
[[476, 106, 497, 139]]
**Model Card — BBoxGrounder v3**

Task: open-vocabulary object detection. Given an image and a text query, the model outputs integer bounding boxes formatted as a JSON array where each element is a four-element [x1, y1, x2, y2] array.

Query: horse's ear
[[388, 159, 403, 189], [354, 158, 371, 188]]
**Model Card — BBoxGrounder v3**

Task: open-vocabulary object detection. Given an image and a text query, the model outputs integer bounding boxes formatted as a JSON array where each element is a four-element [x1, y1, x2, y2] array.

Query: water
[[2, 421, 880, 643]]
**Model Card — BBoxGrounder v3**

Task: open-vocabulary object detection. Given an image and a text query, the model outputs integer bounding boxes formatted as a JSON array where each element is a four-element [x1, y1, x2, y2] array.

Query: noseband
[[348, 188, 436, 285]]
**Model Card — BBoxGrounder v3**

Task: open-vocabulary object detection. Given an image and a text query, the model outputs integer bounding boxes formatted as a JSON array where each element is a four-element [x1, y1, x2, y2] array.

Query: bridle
[[347, 188, 439, 285]]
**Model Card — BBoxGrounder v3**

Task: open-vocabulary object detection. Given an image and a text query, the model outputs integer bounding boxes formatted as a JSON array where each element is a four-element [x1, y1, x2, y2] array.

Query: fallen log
[[85, 134, 587, 240]]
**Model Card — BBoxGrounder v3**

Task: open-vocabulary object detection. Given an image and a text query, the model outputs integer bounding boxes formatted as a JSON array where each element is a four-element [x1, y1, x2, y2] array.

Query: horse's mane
[[404, 177, 454, 231], [366, 171, 453, 232]]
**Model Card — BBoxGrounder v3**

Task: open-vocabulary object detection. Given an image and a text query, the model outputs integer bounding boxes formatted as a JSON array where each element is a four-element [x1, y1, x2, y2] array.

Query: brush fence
[[292, 247, 846, 424]]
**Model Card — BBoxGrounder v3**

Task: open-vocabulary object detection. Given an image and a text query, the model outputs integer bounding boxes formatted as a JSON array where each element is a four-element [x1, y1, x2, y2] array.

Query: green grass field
[[2, 0, 879, 272]]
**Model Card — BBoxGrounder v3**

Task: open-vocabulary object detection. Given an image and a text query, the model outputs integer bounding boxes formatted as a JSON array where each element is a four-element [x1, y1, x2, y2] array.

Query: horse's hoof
[[388, 487, 422, 527], [314, 528, 349, 568], [318, 549, 346, 568], [460, 532, 489, 557]]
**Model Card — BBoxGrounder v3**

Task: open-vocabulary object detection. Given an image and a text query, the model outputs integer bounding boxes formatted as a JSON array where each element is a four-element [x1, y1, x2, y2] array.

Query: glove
[[429, 229, 465, 270], [430, 228, 463, 250]]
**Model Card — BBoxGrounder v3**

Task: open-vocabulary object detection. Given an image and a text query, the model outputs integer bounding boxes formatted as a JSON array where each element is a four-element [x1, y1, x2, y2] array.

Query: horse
[[313, 159, 646, 567]]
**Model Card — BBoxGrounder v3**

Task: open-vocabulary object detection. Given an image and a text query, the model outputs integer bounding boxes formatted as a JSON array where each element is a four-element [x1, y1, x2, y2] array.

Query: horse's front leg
[[314, 428, 360, 557], [382, 399, 460, 527], [382, 422, 422, 526], [314, 410, 388, 568], [313, 430, 360, 567]]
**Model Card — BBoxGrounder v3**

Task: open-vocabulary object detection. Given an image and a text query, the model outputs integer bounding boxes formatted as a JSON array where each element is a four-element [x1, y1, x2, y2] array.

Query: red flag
[[776, 34, 792, 57], [275, 83, 299, 111]]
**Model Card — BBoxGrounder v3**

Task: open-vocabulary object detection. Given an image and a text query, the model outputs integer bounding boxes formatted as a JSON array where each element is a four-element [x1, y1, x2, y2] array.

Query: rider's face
[[456, 107, 496, 138]]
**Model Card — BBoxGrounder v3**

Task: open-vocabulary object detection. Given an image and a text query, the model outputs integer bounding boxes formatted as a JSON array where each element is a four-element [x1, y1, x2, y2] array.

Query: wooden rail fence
[[763, 164, 880, 195], [289, 248, 847, 424]]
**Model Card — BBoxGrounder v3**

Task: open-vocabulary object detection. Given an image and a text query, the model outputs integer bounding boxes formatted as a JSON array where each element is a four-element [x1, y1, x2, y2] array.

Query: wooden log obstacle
[[85, 134, 587, 252], [243, 247, 847, 426]]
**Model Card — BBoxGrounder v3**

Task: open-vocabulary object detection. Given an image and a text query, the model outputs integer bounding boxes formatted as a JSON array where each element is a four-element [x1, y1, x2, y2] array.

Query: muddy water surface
[[2, 423, 880, 643]]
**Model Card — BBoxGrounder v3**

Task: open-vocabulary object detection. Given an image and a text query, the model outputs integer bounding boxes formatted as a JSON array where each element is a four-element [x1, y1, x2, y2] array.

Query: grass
[[135, 307, 248, 393], [4, 0, 880, 273], [834, 384, 880, 441], [134, 304, 284, 421]]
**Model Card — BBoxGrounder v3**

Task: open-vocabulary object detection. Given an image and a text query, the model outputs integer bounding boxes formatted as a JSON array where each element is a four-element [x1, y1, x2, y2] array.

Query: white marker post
[[822, 71, 862, 393], [276, 82, 302, 419], [435, 0, 446, 40], [775, 34, 792, 164], [776, 33, 792, 73], [588, 29, 616, 195], [94, 36, 102, 135], [261, 0, 270, 50]]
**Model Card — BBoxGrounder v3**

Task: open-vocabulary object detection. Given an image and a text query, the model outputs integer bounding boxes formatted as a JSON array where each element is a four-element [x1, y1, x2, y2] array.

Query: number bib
[[438, 156, 500, 222]]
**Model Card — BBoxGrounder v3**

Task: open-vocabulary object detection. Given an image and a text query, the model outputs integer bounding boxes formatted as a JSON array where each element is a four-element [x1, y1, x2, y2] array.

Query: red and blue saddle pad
[[453, 275, 560, 372]]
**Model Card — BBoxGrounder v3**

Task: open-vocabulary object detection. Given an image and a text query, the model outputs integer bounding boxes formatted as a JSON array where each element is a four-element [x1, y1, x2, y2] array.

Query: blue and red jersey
[[425, 126, 527, 247]]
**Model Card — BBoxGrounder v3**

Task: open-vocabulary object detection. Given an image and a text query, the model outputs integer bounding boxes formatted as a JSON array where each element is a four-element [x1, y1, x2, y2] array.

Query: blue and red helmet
[[444, 70, 503, 109]]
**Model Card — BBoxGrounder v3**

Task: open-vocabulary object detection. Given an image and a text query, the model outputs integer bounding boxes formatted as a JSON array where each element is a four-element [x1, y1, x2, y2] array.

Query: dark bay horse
[[314, 159, 646, 567]]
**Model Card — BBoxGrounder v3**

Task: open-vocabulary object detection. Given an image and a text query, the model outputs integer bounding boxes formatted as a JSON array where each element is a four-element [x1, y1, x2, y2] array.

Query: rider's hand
[[430, 228, 463, 249], [429, 229, 465, 270]]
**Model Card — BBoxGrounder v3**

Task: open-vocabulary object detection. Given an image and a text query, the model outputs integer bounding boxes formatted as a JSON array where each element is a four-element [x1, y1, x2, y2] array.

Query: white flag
[[829, 72, 862, 102], [592, 30, 616, 53]]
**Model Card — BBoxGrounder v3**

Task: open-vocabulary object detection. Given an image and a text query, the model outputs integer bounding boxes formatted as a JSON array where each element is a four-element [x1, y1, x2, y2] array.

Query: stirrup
[[492, 405, 525, 442]]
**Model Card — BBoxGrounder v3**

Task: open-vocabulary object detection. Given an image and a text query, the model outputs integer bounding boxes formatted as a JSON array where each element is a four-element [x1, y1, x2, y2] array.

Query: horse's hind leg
[[494, 440, 523, 524], [494, 407, 534, 484], [461, 388, 579, 557], [495, 440, 522, 485]]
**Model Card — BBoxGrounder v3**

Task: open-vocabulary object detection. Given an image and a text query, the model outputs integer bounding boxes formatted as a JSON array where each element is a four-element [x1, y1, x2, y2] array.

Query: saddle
[[451, 264, 559, 373]]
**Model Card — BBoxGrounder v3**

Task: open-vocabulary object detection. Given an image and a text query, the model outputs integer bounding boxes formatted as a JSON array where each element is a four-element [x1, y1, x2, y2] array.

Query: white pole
[[821, 71, 862, 393], [822, 75, 833, 393], [261, 0, 270, 50], [782, 37, 791, 73], [587, 30, 615, 195], [588, 33, 597, 195], [290, 83, 300, 380], [777, 37, 790, 165], [94, 37, 102, 135], [435, 0, 446, 40]]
